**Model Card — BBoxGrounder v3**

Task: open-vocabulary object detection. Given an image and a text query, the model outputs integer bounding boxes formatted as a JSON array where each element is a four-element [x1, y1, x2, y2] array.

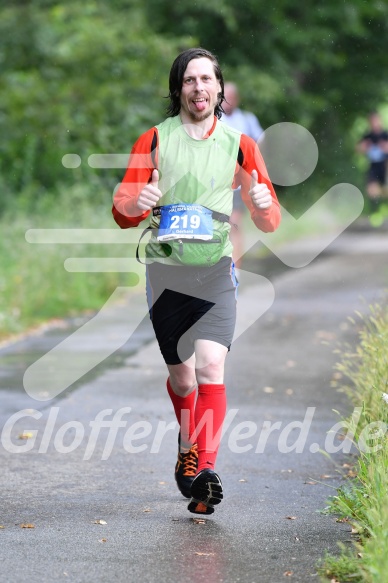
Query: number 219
[[170, 215, 200, 229]]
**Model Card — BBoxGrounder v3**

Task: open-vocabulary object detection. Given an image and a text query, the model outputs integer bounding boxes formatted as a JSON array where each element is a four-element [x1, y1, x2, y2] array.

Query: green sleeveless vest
[[145, 116, 241, 266]]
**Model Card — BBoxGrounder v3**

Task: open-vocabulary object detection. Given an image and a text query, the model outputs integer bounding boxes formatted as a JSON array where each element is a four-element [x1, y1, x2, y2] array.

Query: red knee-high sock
[[195, 383, 227, 473], [166, 378, 196, 447]]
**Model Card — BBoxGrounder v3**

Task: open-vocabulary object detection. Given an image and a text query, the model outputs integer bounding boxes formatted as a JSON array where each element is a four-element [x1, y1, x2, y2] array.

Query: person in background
[[356, 111, 388, 212], [221, 82, 265, 269]]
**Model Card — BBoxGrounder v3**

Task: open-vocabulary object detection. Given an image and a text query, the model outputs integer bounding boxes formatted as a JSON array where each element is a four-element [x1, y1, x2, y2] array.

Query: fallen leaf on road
[[18, 432, 34, 440], [304, 481, 317, 485], [315, 330, 336, 341], [20, 523, 35, 528], [94, 519, 107, 525], [143, 508, 152, 513], [320, 475, 334, 479], [283, 571, 293, 577], [263, 386, 275, 394], [98, 538, 107, 543], [347, 470, 357, 478], [286, 516, 297, 520], [194, 552, 215, 556], [192, 518, 206, 525], [357, 552, 363, 558], [158, 481, 166, 485], [239, 479, 247, 482], [0, 525, 5, 529]]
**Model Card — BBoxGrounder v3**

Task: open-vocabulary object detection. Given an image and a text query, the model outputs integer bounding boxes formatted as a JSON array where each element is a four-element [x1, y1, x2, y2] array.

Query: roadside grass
[[0, 186, 139, 341], [317, 303, 388, 582], [318, 545, 363, 582], [369, 201, 388, 228]]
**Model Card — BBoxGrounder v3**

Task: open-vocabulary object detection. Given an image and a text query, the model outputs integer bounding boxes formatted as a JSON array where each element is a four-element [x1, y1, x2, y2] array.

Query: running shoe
[[175, 434, 198, 499], [187, 469, 223, 515]]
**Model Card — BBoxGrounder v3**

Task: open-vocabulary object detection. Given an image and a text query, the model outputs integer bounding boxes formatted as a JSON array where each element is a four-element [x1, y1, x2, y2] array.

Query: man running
[[112, 47, 281, 515], [356, 111, 388, 212]]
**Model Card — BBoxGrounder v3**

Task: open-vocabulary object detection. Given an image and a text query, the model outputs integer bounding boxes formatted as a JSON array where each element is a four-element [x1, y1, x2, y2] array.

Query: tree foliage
[[144, 0, 388, 183], [1, 0, 388, 209], [0, 0, 188, 203]]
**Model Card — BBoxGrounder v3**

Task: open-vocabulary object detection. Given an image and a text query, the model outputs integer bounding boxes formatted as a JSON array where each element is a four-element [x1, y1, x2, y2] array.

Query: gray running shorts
[[145, 257, 238, 364]]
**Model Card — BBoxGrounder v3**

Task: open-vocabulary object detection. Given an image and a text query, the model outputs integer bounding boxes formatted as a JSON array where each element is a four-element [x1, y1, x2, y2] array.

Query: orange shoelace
[[179, 443, 198, 476]]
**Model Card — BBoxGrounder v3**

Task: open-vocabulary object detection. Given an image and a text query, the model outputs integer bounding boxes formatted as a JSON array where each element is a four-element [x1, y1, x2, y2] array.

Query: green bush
[[319, 304, 388, 582]]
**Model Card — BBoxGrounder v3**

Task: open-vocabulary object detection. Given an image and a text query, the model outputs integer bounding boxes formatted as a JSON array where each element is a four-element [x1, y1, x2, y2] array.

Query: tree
[[1, 0, 388, 209], [0, 0, 189, 204], [143, 0, 388, 190]]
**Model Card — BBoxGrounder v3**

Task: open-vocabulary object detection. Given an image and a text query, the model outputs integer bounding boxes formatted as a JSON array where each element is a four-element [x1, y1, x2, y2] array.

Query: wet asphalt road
[[0, 220, 387, 583]]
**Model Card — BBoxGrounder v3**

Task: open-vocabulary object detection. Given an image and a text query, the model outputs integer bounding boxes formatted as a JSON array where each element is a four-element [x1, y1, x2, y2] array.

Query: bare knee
[[196, 360, 225, 384], [168, 364, 197, 397], [194, 340, 228, 384], [367, 182, 381, 198]]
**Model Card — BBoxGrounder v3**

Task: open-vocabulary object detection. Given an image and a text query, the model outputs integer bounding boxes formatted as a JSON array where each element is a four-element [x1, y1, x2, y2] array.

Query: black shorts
[[367, 162, 386, 185], [146, 257, 238, 365]]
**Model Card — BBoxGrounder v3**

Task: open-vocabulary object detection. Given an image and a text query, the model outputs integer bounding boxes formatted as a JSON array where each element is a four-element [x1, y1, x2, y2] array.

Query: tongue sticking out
[[193, 99, 207, 112]]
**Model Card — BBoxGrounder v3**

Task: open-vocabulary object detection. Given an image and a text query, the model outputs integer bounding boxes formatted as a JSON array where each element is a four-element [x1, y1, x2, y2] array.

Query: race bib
[[156, 204, 213, 241]]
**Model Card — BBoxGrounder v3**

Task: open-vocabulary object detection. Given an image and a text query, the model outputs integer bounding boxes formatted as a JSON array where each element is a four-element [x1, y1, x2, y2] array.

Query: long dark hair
[[166, 48, 225, 119]]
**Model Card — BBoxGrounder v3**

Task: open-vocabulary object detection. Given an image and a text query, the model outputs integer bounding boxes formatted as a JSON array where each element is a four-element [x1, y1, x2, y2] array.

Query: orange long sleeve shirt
[[112, 116, 280, 233]]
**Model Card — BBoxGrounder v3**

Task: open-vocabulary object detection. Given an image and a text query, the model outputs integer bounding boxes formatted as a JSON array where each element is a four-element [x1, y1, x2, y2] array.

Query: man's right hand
[[249, 169, 272, 210], [137, 169, 162, 211]]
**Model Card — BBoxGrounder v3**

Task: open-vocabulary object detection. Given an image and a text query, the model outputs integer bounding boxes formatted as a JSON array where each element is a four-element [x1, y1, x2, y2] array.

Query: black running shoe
[[175, 436, 198, 499], [187, 469, 223, 515]]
